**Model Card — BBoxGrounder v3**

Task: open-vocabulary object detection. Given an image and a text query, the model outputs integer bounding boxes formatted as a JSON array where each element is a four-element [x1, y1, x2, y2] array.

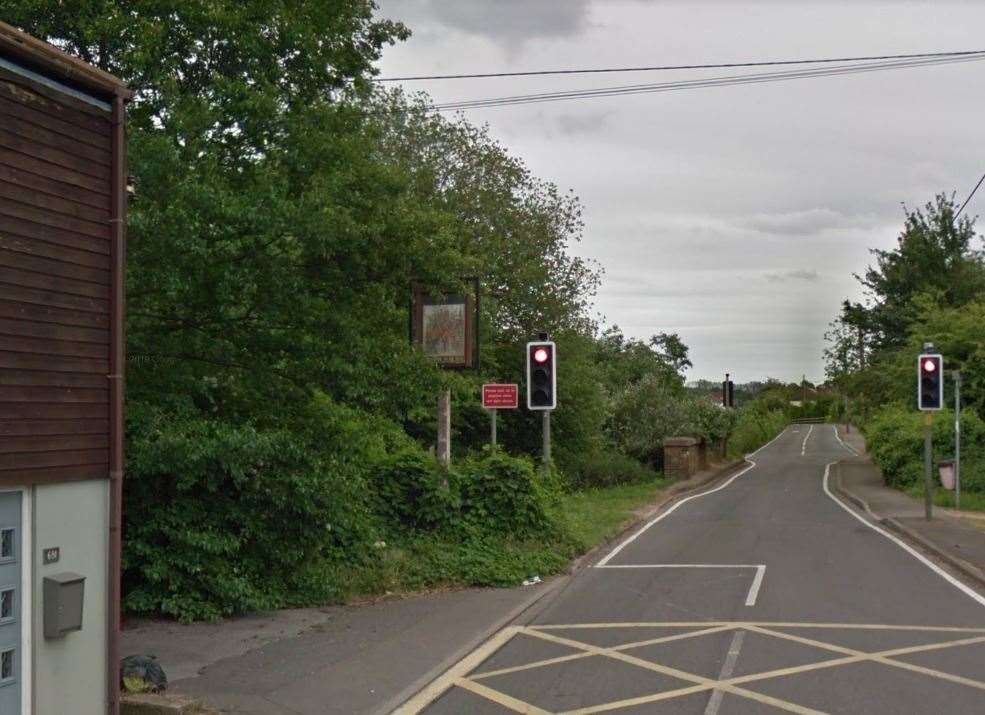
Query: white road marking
[[832, 424, 859, 455], [800, 424, 813, 456], [596, 564, 767, 606], [596, 428, 789, 567], [703, 630, 746, 715], [746, 564, 766, 606], [822, 462, 985, 608]]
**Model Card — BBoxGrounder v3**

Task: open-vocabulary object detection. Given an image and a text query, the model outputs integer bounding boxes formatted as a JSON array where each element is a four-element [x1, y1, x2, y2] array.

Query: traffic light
[[526, 341, 556, 410], [722, 374, 735, 408], [917, 353, 943, 411]]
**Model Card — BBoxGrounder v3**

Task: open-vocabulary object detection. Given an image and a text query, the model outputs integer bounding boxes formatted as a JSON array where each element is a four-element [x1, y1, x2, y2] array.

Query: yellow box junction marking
[[393, 622, 985, 714]]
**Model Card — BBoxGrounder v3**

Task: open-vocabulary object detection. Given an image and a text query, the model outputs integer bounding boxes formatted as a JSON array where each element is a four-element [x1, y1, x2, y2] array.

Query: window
[[0, 529, 13, 562], [0, 649, 13, 684], [0, 588, 12, 622]]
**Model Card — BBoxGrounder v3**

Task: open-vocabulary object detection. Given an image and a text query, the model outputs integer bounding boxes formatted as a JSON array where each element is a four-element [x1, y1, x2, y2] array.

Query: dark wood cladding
[[1, 52, 114, 486]]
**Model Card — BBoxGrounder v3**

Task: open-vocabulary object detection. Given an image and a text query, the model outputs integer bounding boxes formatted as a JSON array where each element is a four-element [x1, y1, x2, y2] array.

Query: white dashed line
[[703, 630, 747, 715], [801, 424, 813, 456]]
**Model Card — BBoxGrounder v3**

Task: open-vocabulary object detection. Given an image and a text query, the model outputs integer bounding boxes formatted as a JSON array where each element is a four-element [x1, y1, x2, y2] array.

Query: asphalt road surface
[[399, 425, 985, 714]]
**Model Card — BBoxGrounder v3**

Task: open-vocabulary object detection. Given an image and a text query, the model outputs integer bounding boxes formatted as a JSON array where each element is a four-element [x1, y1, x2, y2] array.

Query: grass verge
[[904, 485, 985, 513], [558, 478, 672, 549]]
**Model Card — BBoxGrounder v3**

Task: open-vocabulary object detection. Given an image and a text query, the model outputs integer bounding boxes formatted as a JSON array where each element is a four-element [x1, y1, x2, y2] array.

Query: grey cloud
[[764, 269, 821, 283], [379, 0, 592, 46], [556, 110, 614, 135], [738, 208, 878, 236]]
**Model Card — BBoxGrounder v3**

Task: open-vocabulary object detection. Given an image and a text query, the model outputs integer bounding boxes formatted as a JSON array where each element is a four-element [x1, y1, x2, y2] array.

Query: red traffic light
[[533, 347, 549, 363], [917, 354, 943, 411]]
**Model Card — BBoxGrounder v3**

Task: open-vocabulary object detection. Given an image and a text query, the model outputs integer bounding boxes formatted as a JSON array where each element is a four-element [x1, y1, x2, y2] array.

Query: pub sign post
[[411, 282, 480, 465]]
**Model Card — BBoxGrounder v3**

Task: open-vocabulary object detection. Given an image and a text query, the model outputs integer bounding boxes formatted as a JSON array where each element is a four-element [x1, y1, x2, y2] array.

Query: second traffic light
[[722, 373, 735, 408], [917, 353, 943, 411], [526, 341, 557, 410]]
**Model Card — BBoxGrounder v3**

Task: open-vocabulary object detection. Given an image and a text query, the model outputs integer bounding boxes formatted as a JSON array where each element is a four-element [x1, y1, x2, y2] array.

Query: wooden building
[[0, 20, 128, 715]]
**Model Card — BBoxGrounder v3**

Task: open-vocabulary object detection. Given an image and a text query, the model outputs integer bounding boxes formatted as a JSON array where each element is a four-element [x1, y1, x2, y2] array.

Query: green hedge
[[568, 449, 662, 489], [124, 392, 575, 621], [123, 400, 385, 621], [865, 404, 985, 491]]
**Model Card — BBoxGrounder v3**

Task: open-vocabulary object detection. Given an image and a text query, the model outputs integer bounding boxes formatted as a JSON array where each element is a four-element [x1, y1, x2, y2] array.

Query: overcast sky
[[374, 1, 985, 383]]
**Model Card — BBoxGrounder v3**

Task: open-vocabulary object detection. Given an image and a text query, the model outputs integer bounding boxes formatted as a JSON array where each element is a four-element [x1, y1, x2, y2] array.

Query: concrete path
[[123, 583, 562, 714], [404, 425, 985, 714]]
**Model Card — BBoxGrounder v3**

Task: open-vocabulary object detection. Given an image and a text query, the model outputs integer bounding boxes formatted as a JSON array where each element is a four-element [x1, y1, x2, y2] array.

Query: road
[[399, 425, 985, 714]]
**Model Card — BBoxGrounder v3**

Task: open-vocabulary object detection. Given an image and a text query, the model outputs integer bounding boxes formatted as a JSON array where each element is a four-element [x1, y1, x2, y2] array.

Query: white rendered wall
[[32, 480, 109, 715]]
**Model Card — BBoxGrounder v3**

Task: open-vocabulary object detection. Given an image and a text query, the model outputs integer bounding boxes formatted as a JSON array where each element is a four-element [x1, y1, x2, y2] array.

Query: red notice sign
[[482, 384, 519, 409]]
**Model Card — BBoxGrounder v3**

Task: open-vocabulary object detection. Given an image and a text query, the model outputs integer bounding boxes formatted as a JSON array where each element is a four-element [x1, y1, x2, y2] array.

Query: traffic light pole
[[955, 371, 962, 511], [923, 413, 933, 520], [542, 411, 551, 467]]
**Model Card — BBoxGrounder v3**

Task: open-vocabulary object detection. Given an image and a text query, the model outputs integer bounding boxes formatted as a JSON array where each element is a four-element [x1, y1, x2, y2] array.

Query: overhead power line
[[376, 49, 985, 82], [955, 171, 985, 219], [427, 53, 985, 112]]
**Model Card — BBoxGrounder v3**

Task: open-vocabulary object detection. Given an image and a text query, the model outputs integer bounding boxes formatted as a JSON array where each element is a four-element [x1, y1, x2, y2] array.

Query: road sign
[[482, 384, 519, 409]]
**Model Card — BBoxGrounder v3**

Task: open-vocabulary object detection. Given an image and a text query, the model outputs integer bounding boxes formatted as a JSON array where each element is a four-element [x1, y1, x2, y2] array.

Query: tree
[[823, 300, 869, 380], [650, 333, 692, 374], [854, 194, 984, 350]]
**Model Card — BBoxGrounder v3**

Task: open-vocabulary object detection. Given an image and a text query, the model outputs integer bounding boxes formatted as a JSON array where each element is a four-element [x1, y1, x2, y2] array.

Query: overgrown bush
[[372, 448, 458, 531], [610, 376, 735, 467], [568, 449, 662, 489], [864, 404, 985, 490], [728, 404, 788, 457], [459, 452, 558, 537], [791, 394, 836, 421], [123, 399, 384, 621], [344, 450, 576, 592]]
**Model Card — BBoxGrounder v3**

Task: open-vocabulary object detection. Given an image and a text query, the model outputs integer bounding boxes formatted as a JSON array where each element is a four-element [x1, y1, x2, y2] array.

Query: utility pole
[[802, 374, 807, 406], [955, 370, 962, 511]]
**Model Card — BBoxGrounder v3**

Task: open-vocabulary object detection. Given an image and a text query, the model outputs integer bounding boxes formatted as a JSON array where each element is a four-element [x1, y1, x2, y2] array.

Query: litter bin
[[938, 459, 955, 490]]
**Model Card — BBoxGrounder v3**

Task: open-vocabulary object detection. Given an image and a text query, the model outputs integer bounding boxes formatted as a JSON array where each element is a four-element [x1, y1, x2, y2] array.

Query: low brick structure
[[663, 437, 701, 479]]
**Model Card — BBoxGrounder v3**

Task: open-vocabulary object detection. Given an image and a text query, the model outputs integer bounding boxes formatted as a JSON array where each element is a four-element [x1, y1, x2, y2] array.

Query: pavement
[[123, 585, 563, 715], [402, 424, 985, 714]]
